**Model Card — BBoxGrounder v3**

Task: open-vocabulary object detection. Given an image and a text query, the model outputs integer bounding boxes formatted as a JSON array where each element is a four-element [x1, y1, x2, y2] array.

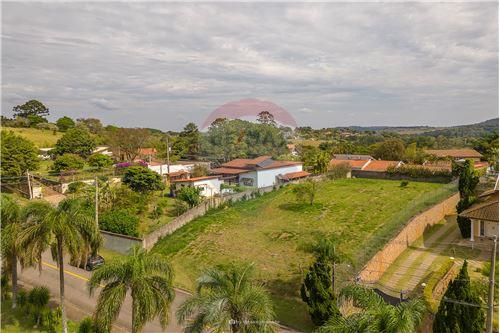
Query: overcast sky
[[2, 2, 498, 131]]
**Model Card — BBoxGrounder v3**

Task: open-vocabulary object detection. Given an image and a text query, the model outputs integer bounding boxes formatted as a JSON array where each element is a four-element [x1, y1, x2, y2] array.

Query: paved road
[[18, 252, 188, 333], [19, 252, 300, 333]]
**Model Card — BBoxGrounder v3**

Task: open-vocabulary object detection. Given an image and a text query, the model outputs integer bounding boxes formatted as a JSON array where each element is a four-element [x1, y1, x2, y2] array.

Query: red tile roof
[[210, 167, 249, 175], [138, 148, 157, 155], [219, 156, 302, 171], [362, 160, 400, 172], [282, 171, 310, 180], [167, 170, 188, 177], [459, 200, 498, 222], [172, 175, 220, 183], [424, 149, 482, 159], [330, 159, 370, 170], [474, 161, 489, 169]]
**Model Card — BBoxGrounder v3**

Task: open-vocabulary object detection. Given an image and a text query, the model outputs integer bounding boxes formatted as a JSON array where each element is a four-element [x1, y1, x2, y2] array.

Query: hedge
[[387, 164, 452, 179], [99, 209, 140, 237]]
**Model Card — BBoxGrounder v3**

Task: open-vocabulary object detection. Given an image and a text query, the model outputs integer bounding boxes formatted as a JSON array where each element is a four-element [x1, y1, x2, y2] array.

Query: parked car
[[71, 255, 105, 271]]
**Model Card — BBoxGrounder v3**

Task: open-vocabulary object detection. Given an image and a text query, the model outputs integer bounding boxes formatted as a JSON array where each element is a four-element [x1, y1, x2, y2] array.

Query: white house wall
[[239, 171, 258, 187], [193, 178, 221, 197], [148, 163, 194, 175], [256, 165, 302, 188]]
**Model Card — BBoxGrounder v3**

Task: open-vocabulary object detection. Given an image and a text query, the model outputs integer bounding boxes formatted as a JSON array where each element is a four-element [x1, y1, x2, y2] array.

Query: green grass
[[139, 194, 178, 235], [1, 299, 79, 333], [3, 127, 63, 147], [153, 178, 457, 331]]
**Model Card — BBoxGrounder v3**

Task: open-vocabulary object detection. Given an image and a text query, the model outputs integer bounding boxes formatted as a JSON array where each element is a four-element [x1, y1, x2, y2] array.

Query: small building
[[211, 155, 304, 188], [359, 160, 402, 172], [424, 149, 483, 161], [460, 189, 498, 241], [286, 144, 299, 156], [332, 154, 374, 160], [279, 170, 311, 182], [93, 146, 113, 157], [171, 175, 222, 197], [330, 159, 371, 170], [38, 147, 54, 160]]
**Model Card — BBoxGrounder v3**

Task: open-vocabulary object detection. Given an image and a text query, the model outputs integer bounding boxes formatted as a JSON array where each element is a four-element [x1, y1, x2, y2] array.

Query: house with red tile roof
[[362, 160, 402, 172], [330, 159, 371, 170], [424, 149, 482, 161], [211, 156, 306, 188]]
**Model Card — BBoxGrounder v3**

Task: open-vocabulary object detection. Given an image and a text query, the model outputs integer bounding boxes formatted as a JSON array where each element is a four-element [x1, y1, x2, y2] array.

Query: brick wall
[[358, 192, 460, 283]]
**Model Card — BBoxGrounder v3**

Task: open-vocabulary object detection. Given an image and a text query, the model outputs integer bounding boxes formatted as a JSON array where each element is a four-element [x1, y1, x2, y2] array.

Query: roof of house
[[332, 154, 374, 160], [424, 149, 482, 159], [362, 160, 400, 172], [281, 171, 311, 180], [138, 148, 157, 155], [172, 175, 220, 183], [479, 189, 499, 199], [330, 159, 370, 170], [210, 167, 249, 175], [474, 161, 489, 169], [219, 156, 302, 172], [459, 200, 499, 222], [167, 170, 188, 177]]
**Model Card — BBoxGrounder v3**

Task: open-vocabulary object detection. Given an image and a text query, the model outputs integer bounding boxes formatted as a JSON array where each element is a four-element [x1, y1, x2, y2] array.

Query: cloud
[[1, 2, 498, 129]]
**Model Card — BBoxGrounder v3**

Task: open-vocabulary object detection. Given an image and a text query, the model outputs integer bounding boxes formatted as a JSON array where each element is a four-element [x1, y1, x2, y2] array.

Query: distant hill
[[420, 118, 498, 138], [341, 118, 498, 137]]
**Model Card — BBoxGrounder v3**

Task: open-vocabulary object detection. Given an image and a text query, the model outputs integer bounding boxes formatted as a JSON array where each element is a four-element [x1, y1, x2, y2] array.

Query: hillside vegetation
[[153, 178, 457, 331], [3, 127, 62, 147]]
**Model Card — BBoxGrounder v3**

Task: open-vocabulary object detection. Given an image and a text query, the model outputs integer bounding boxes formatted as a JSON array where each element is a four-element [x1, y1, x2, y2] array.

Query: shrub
[[292, 179, 317, 205], [387, 164, 452, 179], [1, 130, 39, 176], [51, 153, 85, 173], [27, 114, 48, 127], [36, 123, 58, 131], [172, 199, 189, 216], [177, 186, 202, 207], [400, 180, 409, 187], [149, 205, 163, 219], [112, 186, 148, 214], [56, 116, 75, 132], [88, 153, 114, 170], [67, 181, 88, 193], [27, 286, 51, 327], [191, 164, 209, 177], [327, 162, 350, 179], [122, 166, 165, 193], [78, 317, 99, 333], [99, 210, 140, 237]]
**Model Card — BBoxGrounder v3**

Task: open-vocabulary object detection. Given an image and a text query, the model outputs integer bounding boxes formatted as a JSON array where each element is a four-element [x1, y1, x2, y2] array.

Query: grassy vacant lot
[[153, 178, 456, 331], [4, 127, 62, 147]]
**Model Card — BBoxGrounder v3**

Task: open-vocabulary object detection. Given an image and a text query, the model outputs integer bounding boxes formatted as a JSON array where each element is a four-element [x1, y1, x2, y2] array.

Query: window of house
[[480, 220, 485, 237]]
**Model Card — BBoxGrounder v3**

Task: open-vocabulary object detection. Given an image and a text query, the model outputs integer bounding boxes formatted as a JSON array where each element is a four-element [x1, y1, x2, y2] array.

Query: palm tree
[[88, 246, 174, 333], [177, 263, 276, 333], [1, 194, 24, 308], [18, 197, 100, 333], [318, 284, 426, 333]]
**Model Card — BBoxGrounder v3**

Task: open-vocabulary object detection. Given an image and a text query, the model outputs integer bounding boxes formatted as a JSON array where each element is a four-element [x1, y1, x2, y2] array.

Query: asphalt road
[[18, 251, 188, 333], [18, 252, 300, 333]]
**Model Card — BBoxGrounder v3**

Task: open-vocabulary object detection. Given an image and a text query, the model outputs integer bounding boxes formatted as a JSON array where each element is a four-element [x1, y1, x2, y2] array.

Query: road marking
[[41, 261, 104, 287]]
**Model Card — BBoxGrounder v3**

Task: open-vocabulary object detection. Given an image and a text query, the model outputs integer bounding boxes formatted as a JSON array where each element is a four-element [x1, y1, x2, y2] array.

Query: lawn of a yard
[[4, 127, 63, 147], [1, 299, 79, 333], [153, 178, 457, 331]]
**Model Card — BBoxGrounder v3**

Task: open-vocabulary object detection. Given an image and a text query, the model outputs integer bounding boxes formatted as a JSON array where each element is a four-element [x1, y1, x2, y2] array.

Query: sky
[[2, 2, 499, 131]]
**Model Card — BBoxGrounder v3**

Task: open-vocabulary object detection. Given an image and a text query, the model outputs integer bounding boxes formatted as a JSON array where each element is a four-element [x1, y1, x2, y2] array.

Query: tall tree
[[56, 116, 76, 132], [180, 123, 201, 158], [122, 166, 165, 194], [372, 139, 406, 161], [177, 263, 276, 333], [1, 130, 39, 177], [76, 118, 103, 134], [1, 195, 23, 308], [300, 256, 340, 327], [12, 100, 49, 118], [18, 198, 100, 333], [53, 127, 97, 158], [319, 285, 426, 333], [455, 160, 480, 238], [106, 128, 150, 162], [433, 260, 485, 333], [88, 246, 174, 333], [257, 111, 276, 126]]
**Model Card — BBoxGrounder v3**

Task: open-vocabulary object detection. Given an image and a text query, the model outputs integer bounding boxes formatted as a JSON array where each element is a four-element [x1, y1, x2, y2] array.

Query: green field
[[3, 127, 63, 147], [153, 178, 457, 331]]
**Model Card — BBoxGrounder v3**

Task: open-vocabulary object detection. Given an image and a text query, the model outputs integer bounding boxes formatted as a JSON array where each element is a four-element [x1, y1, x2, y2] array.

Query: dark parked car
[[71, 255, 105, 271]]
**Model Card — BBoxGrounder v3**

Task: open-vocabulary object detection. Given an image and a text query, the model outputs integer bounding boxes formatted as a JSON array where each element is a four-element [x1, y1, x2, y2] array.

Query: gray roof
[[332, 154, 374, 160]]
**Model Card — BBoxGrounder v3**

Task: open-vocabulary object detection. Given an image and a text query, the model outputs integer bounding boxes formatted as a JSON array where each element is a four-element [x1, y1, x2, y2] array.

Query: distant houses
[[171, 175, 222, 197], [424, 149, 482, 161], [211, 155, 308, 188]]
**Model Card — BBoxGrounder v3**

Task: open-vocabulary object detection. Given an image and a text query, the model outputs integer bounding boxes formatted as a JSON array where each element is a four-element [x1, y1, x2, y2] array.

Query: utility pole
[[95, 176, 99, 228], [166, 135, 171, 175], [486, 235, 497, 333], [26, 171, 32, 199]]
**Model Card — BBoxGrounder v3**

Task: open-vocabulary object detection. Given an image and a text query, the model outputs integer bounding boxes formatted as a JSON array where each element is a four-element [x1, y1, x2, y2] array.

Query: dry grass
[[3, 127, 62, 147]]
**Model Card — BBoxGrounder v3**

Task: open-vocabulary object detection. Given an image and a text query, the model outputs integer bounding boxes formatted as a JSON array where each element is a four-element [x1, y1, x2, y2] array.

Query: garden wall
[[142, 185, 277, 250], [358, 192, 460, 283], [101, 230, 143, 254], [351, 170, 452, 183]]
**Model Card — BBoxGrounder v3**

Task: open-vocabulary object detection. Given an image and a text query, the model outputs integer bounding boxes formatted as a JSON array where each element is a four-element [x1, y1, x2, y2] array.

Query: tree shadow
[[279, 202, 324, 213]]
